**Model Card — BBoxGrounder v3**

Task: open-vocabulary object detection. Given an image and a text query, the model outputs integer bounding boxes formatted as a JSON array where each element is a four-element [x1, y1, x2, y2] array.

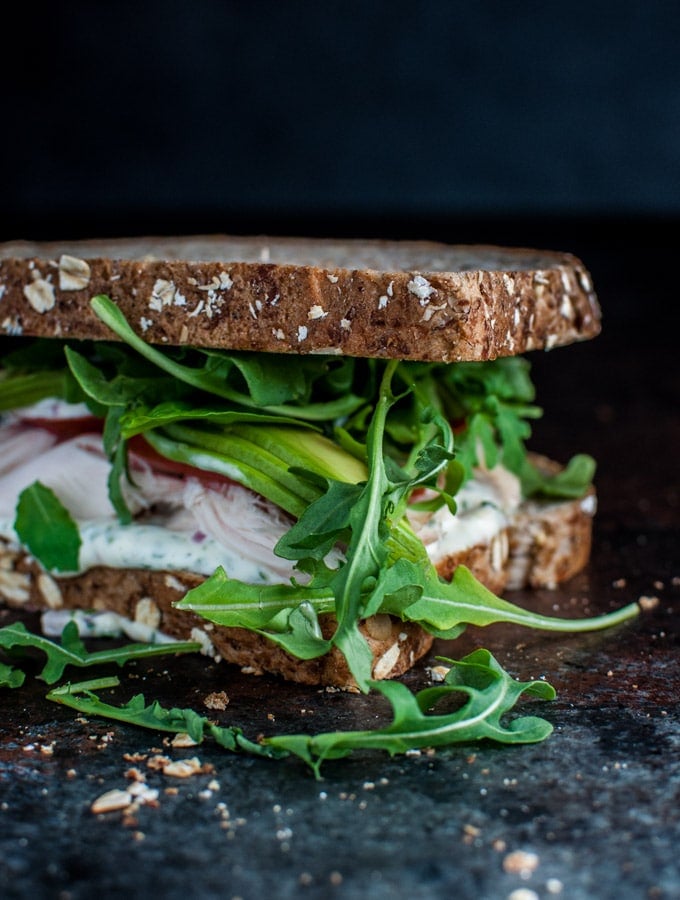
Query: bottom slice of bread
[[0, 461, 595, 688]]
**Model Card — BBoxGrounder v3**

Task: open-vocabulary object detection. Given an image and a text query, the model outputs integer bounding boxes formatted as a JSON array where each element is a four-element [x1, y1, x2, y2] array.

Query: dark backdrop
[[4, 0, 679, 342], [4, 1, 679, 241]]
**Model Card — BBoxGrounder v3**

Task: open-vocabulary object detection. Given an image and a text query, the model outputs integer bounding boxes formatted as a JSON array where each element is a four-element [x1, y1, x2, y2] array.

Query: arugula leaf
[[0, 621, 200, 684], [267, 649, 555, 777], [275, 480, 363, 561], [176, 567, 334, 660], [90, 295, 365, 420], [0, 661, 25, 688], [520, 453, 597, 499], [0, 369, 73, 412], [47, 677, 284, 758], [179, 561, 640, 651], [375, 562, 640, 634], [44, 650, 556, 779], [14, 482, 81, 572]]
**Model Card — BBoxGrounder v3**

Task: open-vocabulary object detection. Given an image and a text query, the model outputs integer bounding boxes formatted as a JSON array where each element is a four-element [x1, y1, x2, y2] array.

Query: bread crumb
[[204, 691, 229, 711], [171, 733, 199, 748], [428, 665, 450, 682], [503, 850, 540, 877], [507, 890, 540, 900], [638, 595, 659, 611], [162, 757, 212, 778], [91, 789, 133, 814]]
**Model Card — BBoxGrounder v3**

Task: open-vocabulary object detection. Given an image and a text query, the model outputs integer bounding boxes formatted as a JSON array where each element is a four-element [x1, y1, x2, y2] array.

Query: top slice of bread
[[0, 235, 601, 362]]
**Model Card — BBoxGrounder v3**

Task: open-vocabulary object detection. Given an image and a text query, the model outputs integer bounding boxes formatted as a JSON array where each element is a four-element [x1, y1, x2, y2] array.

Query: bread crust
[[506, 455, 596, 590], [0, 541, 433, 688], [0, 235, 600, 362]]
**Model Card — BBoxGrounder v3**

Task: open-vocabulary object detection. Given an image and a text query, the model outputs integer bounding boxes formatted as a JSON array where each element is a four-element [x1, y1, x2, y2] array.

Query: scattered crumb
[[507, 890, 540, 900], [162, 757, 214, 778], [503, 850, 540, 877], [123, 752, 147, 763], [462, 823, 481, 845], [329, 872, 343, 886], [612, 578, 627, 588], [638, 596, 660, 611], [171, 732, 199, 748], [204, 690, 229, 711], [427, 664, 450, 682], [128, 782, 159, 804], [91, 789, 133, 814]]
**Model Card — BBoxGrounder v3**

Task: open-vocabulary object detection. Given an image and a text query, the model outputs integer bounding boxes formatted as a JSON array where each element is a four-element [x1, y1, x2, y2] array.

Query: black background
[[4, 2, 679, 245]]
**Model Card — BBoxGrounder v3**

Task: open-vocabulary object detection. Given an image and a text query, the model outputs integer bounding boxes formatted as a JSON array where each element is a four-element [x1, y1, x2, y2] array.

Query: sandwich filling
[[0, 294, 600, 689], [0, 403, 521, 582]]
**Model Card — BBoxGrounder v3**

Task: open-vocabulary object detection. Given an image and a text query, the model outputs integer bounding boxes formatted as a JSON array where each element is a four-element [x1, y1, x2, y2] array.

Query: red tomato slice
[[21, 415, 103, 441], [127, 434, 238, 489]]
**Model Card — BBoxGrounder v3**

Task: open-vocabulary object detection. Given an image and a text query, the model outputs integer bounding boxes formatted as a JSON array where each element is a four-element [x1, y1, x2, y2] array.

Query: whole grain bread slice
[[0, 235, 600, 362]]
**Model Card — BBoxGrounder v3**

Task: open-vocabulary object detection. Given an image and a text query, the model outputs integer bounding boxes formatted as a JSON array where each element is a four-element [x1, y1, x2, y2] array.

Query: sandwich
[[0, 235, 623, 694]]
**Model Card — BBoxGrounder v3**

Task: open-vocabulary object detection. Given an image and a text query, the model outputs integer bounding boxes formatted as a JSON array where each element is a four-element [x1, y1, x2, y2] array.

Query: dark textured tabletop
[[1, 237, 678, 900]]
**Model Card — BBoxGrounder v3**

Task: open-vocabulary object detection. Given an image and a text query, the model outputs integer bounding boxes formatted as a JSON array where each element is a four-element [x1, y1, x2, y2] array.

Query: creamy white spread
[[408, 464, 521, 559]]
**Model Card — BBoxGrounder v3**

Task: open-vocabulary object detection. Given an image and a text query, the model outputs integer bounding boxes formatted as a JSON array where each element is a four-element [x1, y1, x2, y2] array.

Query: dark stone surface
[[1, 238, 679, 900]]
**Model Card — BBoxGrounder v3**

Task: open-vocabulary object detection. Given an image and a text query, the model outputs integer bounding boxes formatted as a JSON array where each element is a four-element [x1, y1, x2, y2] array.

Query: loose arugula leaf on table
[[0, 660, 25, 688], [14, 482, 81, 572], [44, 650, 556, 779], [267, 649, 556, 778], [0, 621, 200, 684], [47, 677, 283, 759]]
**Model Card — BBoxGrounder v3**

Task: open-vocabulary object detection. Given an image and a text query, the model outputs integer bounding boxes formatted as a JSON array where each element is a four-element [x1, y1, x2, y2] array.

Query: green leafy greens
[[44, 648, 556, 778], [14, 482, 81, 572], [0, 293, 639, 772], [0, 621, 200, 683]]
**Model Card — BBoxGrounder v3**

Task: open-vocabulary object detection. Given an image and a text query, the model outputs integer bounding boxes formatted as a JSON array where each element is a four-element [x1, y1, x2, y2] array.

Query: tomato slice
[[21, 415, 103, 441], [127, 434, 238, 489]]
